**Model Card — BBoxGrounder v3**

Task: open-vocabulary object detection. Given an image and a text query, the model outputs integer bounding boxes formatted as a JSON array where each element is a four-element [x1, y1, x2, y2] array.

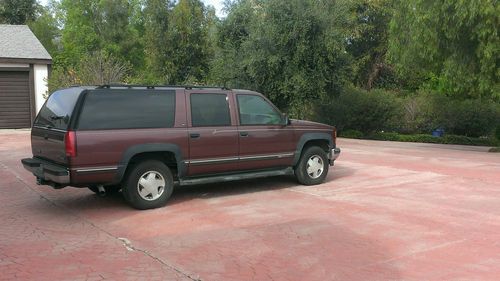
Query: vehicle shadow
[[38, 164, 356, 213], [168, 175, 298, 205]]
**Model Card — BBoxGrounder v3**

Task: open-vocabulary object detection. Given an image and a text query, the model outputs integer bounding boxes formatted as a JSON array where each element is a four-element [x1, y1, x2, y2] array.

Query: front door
[[235, 94, 296, 171], [186, 91, 239, 176]]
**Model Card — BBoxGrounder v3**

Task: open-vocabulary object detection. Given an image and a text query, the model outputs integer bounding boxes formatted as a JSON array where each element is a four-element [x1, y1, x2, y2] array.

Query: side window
[[77, 89, 175, 130], [237, 94, 282, 125], [190, 93, 231, 127]]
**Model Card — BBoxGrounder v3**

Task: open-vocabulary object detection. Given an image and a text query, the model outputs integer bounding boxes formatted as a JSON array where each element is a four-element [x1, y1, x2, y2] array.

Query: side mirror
[[282, 113, 291, 126]]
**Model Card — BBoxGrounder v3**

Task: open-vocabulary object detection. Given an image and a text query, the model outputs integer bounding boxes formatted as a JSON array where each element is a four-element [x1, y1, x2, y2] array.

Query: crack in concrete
[[1, 161, 202, 281]]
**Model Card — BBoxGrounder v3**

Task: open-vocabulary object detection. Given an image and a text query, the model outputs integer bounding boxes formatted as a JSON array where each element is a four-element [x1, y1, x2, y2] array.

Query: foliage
[[56, 0, 143, 70], [339, 129, 364, 139], [315, 87, 401, 134], [388, 0, 500, 100], [346, 0, 394, 90], [316, 88, 500, 138], [0, 0, 36, 24], [163, 0, 214, 84], [28, 3, 59, 55], [367, 132, 498, 147], [396, 92, 500, 137], [48, 51, 130, 92], [142, 0, 172, 83], [212, 0, 352, 117]]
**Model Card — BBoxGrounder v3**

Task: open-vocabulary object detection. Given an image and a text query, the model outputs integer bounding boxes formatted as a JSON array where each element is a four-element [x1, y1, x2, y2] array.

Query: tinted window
[[237, 95, 282, 125], [190, 93, 231, 127], [77, 89, 175, 130], [35, 88, 82, 130]]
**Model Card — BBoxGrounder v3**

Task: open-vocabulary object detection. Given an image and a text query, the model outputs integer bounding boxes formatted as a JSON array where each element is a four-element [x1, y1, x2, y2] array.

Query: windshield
[[34, 88, 82, 130]]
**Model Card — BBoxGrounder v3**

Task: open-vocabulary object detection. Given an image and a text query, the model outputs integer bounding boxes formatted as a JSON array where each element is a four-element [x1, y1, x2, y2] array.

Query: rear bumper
[[21, 158, 70, 186], [329, 147, 341, 165]]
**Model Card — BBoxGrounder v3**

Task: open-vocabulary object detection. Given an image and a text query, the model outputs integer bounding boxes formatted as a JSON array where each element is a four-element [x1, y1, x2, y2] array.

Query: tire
[[122, 160, 174, 210], [294, 146, 329, 185], [88, 185, 121, 195]]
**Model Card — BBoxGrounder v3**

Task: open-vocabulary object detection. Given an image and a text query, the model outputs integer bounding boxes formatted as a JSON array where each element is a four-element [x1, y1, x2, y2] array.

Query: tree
[[49, 50, 130, 92], [0, 0, 36, 24], [164, 0, 212, 84], [142, 0, 171, 82], [346, 0, 394, 90], [388, 0, 500, 100], [213, 0, 352, 117], [28, 3, 59, 55], [57, 0, 143, 71]]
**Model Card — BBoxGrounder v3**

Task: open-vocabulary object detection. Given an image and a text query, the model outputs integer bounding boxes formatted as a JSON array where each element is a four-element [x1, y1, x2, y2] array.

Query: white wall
[[33, 64, 49, 113]]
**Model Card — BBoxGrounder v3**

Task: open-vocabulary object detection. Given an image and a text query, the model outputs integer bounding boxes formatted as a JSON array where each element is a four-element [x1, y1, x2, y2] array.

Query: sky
[[38, 0, 226, 18]]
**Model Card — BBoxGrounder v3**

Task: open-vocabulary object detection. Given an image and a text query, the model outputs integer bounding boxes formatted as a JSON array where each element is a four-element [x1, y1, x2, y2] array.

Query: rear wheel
[[294, 146, 329, 185], [122, 160, 174, 210]]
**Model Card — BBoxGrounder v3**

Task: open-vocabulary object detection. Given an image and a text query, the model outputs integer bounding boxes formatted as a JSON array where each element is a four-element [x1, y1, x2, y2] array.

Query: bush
[[340, 129, 364, 139], [48, 51, 131, 93], [315, 87, 402, 134], [366, 132, 498, 146], [319, 89, 500, 138]]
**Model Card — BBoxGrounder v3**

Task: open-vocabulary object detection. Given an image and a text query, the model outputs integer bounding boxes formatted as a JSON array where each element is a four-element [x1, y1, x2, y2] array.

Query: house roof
[[0, 24, 52, 61]]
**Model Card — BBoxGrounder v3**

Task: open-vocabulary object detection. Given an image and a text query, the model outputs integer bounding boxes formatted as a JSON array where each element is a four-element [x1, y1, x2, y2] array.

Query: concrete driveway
[[1, 130, 499, 281]]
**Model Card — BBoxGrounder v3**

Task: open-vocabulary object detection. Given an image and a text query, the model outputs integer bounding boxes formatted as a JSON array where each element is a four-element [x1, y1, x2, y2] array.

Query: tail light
[[332, 127, 337, 144], [65, 131, 77, 157]]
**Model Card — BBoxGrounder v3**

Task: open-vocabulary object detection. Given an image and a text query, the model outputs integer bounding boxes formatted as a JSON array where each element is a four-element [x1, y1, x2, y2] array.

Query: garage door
[[0, 71, 31, 129]]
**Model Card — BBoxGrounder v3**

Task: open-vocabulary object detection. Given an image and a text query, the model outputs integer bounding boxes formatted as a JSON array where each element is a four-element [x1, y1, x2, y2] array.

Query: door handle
[[190, 133, 200, 138], [240, 132, 249, 137]]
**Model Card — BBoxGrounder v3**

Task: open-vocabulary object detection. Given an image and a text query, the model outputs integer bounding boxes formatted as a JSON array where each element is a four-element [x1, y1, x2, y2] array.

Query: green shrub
[[340, 129, 364, 139], [366, 132, 498, 146], [315, 87, 499, 140], [440, 99, 499, 137], [315, 87, 401, 134]]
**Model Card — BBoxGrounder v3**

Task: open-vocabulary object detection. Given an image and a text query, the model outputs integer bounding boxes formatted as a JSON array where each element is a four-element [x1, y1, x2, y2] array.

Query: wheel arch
[[292, 133, 333, 166], [114, 143, 186, 183]]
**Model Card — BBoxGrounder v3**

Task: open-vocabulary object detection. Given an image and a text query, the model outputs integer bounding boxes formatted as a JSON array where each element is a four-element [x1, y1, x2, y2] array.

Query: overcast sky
[[38, 0, 226, 18]]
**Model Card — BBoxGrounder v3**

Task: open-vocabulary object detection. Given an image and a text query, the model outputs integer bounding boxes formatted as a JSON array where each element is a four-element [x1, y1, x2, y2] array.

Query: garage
[[0, 24, 52, 129], [0, 71, 31, 128]]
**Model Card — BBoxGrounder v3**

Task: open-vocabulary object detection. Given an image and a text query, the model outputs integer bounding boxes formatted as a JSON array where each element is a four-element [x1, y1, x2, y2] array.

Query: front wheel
[[122, 160, 174, 210], [294, 146, 329, 185]]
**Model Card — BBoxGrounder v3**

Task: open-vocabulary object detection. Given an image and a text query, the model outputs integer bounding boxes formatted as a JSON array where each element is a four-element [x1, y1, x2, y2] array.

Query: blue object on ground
[[432, 128, 445, 137]]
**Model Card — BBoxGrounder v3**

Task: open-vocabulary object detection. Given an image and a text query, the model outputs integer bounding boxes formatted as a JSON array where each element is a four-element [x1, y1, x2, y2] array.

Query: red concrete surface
[[1, 129, 499, 280]]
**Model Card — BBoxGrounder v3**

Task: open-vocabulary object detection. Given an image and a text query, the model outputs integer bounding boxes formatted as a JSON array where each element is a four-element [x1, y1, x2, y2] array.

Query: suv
[[22, 85, 341, 209]]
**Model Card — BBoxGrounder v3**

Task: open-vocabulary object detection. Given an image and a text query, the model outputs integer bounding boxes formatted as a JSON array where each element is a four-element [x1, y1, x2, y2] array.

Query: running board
[[178, 167, 294, 186]]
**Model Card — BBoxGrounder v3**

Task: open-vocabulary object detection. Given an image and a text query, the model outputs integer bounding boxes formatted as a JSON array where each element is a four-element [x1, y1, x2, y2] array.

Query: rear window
[[77, 89, 175, 130], [34, 88, 82, 130]]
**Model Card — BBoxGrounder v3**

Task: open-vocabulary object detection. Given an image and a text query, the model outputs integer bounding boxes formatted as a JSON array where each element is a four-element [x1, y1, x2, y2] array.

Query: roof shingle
[[0, 24, 52, 60]]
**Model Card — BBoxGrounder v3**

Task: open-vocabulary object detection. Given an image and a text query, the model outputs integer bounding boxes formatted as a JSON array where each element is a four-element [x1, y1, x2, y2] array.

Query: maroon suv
[[21, 85, 341, 209]]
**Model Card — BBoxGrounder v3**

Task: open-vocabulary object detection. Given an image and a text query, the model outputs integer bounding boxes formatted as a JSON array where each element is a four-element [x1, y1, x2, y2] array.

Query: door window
[[237, 95, 282, 125], [190, 93, 231, 127]]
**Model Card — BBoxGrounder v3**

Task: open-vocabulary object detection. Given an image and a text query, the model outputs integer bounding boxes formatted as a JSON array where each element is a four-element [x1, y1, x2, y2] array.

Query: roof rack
[[96, 84, 230, 90]]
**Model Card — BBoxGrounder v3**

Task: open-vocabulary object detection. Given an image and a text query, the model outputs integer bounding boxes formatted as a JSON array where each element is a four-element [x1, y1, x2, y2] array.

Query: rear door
[[31, 88, 83, 165], [186, 90, 239, 176], [236, 93, 296, 171]]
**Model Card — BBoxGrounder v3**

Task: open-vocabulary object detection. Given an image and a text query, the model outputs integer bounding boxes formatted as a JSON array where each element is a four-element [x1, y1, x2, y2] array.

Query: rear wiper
[[50, 115, 64, 120]]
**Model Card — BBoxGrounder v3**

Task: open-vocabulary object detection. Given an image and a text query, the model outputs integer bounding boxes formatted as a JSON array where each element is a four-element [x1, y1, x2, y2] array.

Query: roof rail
[[96, 84, 231, 90]]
